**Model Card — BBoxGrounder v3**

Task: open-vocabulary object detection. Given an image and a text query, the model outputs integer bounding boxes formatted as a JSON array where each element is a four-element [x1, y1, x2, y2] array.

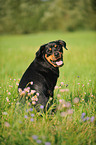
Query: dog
[[18, 40, 68, 109]]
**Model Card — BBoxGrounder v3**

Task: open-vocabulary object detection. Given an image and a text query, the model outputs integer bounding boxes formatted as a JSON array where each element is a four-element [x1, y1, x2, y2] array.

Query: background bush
[[0, 0, 96, 34]]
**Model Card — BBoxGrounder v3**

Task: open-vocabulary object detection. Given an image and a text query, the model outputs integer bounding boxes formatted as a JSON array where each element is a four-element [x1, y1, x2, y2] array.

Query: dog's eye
[[47, 48, 52, 53], [49, 48, 52, 51]]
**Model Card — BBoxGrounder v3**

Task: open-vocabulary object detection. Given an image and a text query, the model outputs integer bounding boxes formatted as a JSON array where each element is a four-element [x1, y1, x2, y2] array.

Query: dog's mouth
[[51, 59, 64, 67], [56, 60, 63, 66], [45, 53, 64, 67]]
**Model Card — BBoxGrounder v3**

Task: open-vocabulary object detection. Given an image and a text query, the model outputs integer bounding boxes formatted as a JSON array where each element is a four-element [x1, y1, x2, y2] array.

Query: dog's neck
[[34, 57, 59, 91], [34, 57, 59, 77]]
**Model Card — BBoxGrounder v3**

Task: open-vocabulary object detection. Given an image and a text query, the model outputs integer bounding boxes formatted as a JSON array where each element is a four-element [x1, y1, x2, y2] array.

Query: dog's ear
[[36, 44, 46, 58], [57, 40, 68, 50]]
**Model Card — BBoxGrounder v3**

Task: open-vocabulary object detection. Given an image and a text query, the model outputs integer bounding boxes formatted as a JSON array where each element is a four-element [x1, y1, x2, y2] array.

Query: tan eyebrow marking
[[49, 48, 52, 51]]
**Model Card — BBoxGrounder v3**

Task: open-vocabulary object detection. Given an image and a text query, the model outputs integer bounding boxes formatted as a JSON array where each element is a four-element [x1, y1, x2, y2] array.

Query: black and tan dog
[[18, 40, 68, 109]]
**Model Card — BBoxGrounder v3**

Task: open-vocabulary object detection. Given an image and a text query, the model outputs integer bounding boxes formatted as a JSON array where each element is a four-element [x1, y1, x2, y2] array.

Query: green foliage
[[0, 0, 96, 34], [0, 31, 96, 144]]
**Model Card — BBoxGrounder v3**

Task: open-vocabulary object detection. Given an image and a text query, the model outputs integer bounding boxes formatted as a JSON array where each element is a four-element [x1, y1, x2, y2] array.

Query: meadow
[[0, 31, 96, 145]]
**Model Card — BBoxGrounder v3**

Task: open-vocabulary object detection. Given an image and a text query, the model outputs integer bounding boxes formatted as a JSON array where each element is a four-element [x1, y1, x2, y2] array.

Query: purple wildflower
[[24, 115, 28, 119], [45, 142, 51, 145], [32, 135, 38, 140], [19, 121, 22, 124], [40, 105, 44, 109], [90, 116, 95, 122], [31, 114, 34, 117], [29, 108, 33, 111], [30, 118, 34, 122], [81, 113, 86, 119], [83, 117, 90, 122], [36, 140, 42, 144], [86, 117, 90, 120], [26, 109, 29, 112], [83, 118, 87, 122]]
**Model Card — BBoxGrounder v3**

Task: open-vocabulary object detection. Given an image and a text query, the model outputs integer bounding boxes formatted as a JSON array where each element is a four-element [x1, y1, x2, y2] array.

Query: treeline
[[0, 0, 96, 34]]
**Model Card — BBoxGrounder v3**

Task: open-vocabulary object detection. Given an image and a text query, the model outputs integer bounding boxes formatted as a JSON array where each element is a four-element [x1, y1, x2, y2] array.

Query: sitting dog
[[18, 40, 68, 109]]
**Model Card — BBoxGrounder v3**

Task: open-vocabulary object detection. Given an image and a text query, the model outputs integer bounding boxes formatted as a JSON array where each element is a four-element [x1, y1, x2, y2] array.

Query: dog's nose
[[54, 52, 60, 57]]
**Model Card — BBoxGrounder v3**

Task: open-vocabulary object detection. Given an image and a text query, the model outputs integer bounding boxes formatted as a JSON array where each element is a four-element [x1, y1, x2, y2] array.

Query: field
[[0, 31, 96, 145]]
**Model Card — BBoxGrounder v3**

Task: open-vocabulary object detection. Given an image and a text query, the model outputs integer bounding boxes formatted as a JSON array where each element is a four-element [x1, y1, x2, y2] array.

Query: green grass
[[0, 31, 96, 145]]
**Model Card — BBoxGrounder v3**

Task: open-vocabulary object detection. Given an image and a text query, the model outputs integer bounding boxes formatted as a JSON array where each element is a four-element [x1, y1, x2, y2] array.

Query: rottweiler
[[18, 40, 68, 109]]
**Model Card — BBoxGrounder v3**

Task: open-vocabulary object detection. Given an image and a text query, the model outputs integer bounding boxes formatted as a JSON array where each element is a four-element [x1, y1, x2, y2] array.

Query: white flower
[[30, 90, 36, 95], [55, 86, 58, 89], [18, 88, 22, 93], [73, 97, 79, 104], [8, 92, 11, 95], [60, 89, 69, 92], [20, 91, 26, 96], [36, 93, 39, 96], [61, 82, 64, 85], [4, 122, 10, 127], [65, 102, 71, 108], [2, 112, 8, 115], [57, 94, 61, 98], [67, 109, 73, 114], [77, 83, 80, 85], [6, 97, 9, 102], [24, 87, 30, 93], [61, 112, 67, 117], [32, 101, 36, 105], [16, 82, 19, 86], [30, 81, 33, 85]]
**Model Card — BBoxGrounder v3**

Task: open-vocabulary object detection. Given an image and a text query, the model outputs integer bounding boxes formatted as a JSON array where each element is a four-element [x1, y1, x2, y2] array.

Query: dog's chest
[[40, 69, 58, 90]]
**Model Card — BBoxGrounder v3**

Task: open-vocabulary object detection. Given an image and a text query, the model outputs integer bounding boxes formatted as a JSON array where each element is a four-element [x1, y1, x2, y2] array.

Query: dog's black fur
[[18, 40, 67, 109]]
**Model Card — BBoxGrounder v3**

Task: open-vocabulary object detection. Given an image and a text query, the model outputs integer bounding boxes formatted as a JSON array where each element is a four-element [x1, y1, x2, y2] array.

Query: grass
[[0, 31, 96, 145]]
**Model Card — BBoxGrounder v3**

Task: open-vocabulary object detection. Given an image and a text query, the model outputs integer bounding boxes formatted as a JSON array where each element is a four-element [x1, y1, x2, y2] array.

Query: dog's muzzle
[[45, 52, 64, 67]]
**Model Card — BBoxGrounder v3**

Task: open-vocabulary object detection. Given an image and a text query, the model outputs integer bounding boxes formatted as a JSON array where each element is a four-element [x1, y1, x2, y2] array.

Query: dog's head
[[36, 40, 68, 67]]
